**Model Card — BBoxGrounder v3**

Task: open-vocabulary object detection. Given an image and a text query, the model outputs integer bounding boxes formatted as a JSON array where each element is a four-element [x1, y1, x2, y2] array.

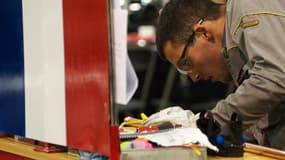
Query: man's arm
[[212, 11, 285, 130]]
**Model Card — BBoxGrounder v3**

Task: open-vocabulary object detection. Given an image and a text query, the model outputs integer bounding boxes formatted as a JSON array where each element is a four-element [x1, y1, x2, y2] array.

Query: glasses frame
[[176, 18, 204, 75]]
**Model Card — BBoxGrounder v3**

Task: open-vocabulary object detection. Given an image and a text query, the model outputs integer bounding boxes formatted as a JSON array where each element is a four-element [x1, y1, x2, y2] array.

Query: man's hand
[[197, 111, 245, 157]]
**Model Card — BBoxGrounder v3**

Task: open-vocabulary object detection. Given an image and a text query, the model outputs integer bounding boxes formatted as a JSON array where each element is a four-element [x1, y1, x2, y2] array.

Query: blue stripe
[[0, 0, 25, 136]]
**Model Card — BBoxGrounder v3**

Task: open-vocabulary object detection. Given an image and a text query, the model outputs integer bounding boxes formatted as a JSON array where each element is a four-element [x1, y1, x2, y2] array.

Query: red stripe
[[62, 0, 111, 156]]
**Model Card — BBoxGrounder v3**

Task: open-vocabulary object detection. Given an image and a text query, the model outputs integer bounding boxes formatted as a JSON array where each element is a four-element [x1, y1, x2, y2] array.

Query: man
[[156, 0, 285, 149]]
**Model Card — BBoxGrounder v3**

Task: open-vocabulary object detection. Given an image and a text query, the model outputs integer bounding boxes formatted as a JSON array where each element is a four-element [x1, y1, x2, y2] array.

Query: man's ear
[[193, 25, 214, 41]]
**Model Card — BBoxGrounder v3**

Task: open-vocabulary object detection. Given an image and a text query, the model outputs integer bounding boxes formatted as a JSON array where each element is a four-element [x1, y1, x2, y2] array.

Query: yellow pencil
[[191, 146, 202, 156], [140, 113, 148, 120]]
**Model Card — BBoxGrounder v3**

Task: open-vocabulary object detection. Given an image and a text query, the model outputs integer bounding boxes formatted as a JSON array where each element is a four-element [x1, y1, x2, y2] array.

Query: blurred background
[[118, 0, 231, 122]]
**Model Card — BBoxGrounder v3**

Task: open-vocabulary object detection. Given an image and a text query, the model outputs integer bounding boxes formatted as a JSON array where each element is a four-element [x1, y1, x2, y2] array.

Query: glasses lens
[[176, 32, 195, 75], [177, 67, 189, 75], [175, 18, 204, 75], [177, 58, 193, 71]]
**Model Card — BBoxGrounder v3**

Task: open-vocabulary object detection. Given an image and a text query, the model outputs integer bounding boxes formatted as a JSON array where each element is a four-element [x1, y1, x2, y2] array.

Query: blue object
[[242, 134, 247, 143], [216, 135, 224, 144], [0, 0, 25, 136], [216, 134, 247, 145]]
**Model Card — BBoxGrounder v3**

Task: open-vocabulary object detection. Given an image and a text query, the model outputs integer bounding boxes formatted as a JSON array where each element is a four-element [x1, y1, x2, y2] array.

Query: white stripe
[[22, 0, 66, 145]]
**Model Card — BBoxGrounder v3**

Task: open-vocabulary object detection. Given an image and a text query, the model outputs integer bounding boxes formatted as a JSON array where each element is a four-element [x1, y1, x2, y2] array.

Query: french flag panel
[[0, 0, 25, 136], [0, 0, 111, 156], [22, 0, 66, 145]]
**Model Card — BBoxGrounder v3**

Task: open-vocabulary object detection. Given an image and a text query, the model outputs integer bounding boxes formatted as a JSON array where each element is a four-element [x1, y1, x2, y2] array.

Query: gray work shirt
[[211, 0, 285, 149]]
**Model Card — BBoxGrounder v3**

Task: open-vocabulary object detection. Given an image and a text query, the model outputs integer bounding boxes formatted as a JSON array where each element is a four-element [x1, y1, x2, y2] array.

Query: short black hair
[[156, 0, 223, 60]]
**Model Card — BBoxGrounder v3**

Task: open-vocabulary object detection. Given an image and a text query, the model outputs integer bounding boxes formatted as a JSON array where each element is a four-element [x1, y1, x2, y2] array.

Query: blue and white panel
[[0, 0, 66, 145]]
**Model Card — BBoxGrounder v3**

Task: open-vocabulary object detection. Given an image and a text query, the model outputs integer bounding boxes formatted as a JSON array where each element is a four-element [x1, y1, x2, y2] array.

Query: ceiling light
[[129, 3, 141, 11], [141, 0, 152, 5]]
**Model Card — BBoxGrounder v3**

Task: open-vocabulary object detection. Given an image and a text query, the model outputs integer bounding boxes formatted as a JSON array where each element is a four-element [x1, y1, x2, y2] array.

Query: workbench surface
[[0, 137, 79, 160], [0, 137, 284, 160], [209, 152, 278, 160]]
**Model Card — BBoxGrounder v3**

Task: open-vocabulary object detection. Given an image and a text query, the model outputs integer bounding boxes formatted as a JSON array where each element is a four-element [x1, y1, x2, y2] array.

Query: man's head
[[156, 0, 232, 83]]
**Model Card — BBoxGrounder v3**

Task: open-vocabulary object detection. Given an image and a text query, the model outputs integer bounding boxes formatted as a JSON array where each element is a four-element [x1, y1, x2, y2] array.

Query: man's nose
[[188, 72, 200, 82]]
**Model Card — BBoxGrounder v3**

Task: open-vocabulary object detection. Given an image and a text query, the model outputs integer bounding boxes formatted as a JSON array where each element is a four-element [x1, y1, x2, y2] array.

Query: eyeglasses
[[176, 18, 204, 75]]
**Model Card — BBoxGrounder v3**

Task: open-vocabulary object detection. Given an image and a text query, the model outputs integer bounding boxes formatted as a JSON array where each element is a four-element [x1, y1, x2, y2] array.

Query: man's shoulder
[[228, 0, 285, 16], [226, 0, 285, 40]]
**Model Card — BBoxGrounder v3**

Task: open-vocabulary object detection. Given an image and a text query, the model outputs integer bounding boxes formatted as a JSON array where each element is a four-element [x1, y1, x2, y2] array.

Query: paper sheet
[[143, 106, 198, 128], [113, 8, 138, 105], [140, 127, 219, 152]]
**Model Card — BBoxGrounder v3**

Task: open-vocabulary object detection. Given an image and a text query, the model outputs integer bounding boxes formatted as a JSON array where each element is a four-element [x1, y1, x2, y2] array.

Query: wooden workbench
[[209, 152, 278, 160], [0, 137, 284, 160], [0, 137, 79, 160], [209, 142, 285, 160]]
